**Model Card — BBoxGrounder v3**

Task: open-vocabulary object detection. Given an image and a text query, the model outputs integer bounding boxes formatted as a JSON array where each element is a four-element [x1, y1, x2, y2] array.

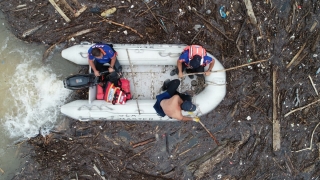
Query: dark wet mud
[[1, 0, 320, 179]]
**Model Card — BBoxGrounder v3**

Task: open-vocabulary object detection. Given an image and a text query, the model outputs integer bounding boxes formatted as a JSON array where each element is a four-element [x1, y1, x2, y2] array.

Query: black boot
[[161, 79, 170, 91], [170, 68, 178, 76], [186, 69, 194, 79]]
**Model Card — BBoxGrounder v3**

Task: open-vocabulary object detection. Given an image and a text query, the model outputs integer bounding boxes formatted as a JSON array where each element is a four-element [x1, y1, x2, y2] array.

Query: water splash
[[3, 60, 72, 138]]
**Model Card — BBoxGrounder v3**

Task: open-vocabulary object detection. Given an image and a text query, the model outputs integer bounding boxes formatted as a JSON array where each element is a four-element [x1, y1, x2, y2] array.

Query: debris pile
[[1, 0, 320, 179]]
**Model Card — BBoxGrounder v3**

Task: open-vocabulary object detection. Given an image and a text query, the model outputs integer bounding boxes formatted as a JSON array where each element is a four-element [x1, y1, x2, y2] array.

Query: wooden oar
[[182, 58, 270, 77]]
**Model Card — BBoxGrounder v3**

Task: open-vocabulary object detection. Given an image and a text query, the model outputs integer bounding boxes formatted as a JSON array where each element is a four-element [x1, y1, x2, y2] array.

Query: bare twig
[[191, 8, 233, 41], [236, 19, 247, 55], [286, 42, 307, 68], [127, 146, 152, 160], [178, 143, 199, 156], [308, 75, 318, 96], [135, 3, 156, 17], [143, 2, 168, 34], [292, 122, 320, 152], [97, 18, 144, 38], [198, 120, 219, 145], [285, 98, 320, 117], [190, 27, 203, 43], [131, 137, 156, 148], [93, 164, 106, 180]]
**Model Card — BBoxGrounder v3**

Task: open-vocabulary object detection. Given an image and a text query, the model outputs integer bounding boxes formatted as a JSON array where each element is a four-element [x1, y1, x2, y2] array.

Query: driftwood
[[243, 0, 257, 25], [48, 0, 71, 22], [272, 66, 280, 151], [42, 28, 97, 61], [22, 25, 43, 38], [74, 5, 87, 18], [285, 98, 320, 117], [292, 122, 320, 152]]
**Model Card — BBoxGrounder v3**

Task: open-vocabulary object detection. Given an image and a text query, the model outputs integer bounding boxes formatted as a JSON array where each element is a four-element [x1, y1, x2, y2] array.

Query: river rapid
[[0, 12, 78, 179]]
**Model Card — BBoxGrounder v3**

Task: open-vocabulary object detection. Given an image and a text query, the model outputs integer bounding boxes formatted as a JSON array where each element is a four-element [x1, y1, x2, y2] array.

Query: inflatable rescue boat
[[61, 42, 226, 121]]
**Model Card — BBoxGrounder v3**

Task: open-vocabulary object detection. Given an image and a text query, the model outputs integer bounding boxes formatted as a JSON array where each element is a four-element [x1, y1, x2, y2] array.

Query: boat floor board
[[121, 65, 198, 100]]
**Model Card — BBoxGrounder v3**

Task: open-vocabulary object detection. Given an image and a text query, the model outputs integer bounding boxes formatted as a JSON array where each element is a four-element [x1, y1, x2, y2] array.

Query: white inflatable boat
[[61, 42, 226, 121]]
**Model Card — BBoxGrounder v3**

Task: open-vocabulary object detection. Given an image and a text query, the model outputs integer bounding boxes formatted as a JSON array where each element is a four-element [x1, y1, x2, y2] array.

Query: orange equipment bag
[[105, 82, 127, 105]]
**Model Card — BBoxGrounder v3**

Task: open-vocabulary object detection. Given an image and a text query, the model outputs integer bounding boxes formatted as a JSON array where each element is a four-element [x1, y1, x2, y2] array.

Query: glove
[[193, 117, 200, 122]]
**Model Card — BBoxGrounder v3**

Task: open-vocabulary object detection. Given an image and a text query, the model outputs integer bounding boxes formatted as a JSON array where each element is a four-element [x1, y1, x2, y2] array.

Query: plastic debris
[[101, 7, 116, 17], [293, 88, 300, 107], [90, 7, 100, 13], [193, 24, 202, 31], [219, 6, 227, 18]]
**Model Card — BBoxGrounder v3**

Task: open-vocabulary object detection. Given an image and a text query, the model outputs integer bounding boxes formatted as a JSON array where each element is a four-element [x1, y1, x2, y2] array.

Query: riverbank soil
[[1, 0, 320, 179]]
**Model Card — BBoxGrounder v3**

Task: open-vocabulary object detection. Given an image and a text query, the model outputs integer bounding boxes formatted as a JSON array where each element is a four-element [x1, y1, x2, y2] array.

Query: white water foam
[[3, 60, 72, 139]]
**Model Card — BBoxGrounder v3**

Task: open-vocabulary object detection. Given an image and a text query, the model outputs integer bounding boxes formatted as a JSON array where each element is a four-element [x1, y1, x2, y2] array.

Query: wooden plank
[[60, 0, 74, 14], [243, 0, 257, 25], [74, 5, 87, 18], [48, 0, 71, 22], [272, 66, 280, 151]]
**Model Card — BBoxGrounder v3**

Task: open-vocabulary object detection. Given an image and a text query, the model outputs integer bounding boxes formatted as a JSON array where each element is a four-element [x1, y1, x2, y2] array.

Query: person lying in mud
[[153, 79, 199, 122], [88, 43, 122, 85], [170, 45, 215, 79]]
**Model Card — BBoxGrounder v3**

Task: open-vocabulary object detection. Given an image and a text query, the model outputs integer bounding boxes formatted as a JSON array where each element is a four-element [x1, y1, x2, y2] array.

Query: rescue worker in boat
[[88, 43, 122, 85], [153, 79, 200, 122], [170, 45, 215, 79]]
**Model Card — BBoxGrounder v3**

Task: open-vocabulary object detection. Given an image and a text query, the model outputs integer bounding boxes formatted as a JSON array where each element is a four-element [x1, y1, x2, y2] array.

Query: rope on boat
[[126, 49, 141, 114]]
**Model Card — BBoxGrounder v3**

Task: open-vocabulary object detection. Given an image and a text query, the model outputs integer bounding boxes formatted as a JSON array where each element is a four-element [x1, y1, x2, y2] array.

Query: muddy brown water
[[1, 0, 320, 179]]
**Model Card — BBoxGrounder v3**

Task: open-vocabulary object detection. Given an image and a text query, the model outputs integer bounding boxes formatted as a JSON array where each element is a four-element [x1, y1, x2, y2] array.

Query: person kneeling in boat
[[88, 43, 122, 85], [153, 79, 199, 122], [170, 45, 215, 79]]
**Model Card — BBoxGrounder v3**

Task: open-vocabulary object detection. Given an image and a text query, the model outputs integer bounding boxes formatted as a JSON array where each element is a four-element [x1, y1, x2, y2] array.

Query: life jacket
[[105, 82, 127, 105], [118, 78, 131, 100], [183, 45, 206, 66], [96, 84, 105, 100]]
